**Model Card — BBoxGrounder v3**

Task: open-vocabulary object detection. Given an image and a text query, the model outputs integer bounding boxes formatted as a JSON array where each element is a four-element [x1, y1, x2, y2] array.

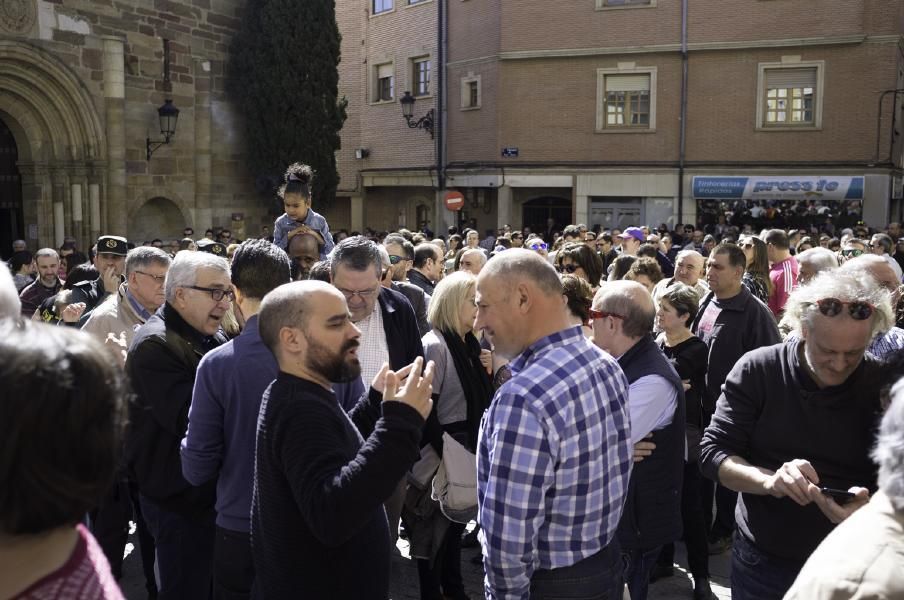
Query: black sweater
[[699, 340, 882, 563], [251, 374, 424, 599]]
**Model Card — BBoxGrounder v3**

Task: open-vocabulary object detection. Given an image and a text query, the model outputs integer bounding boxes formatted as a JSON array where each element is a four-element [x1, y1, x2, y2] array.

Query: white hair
[[795, 247, 838, 273], [876, 379, 904, 509], [782, 269, 893, 339], [0, 261, 21, 319], [164, 251, 230, 302], [125, 246, 172, 276], [34, 247, 59, 261]]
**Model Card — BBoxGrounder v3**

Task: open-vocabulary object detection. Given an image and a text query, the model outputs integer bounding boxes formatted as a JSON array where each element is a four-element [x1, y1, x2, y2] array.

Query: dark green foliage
[[228, 0, 347, 210]]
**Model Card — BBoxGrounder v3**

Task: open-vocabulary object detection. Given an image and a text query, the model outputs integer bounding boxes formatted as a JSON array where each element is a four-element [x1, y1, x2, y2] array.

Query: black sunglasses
[[841, 248, 863, 258], [558, 264, 579, 274], [814, 298, 874, 320], [388, 254, 409, 265]]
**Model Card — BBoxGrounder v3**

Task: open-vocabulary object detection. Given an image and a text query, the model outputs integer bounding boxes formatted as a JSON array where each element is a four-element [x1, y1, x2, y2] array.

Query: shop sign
[[692, 176, 864, 201]]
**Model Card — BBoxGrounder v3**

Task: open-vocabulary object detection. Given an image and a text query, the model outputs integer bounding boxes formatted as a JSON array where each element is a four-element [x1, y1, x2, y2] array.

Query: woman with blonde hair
[[406, 271, 494, 600]]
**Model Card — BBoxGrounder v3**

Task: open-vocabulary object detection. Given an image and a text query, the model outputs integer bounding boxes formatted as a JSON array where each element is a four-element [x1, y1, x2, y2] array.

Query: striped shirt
[[477, 326, 632, 599], [768, 256, 799, 317]]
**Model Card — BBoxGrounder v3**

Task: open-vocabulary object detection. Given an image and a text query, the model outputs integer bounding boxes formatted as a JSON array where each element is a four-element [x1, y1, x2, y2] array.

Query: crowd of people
[[2, 163, 904, 600]]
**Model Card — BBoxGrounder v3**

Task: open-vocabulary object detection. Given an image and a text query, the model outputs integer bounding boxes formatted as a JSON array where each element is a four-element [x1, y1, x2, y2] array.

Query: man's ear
[[171, 286, 187, 310], [279, 326, 307, 356], [515, 282, 532, 314]]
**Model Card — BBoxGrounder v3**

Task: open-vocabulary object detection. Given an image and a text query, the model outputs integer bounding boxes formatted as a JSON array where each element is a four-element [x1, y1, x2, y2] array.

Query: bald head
[[475, 249, 568, 359], [287, 233, 322, 280], [259, 280, 342, 355]]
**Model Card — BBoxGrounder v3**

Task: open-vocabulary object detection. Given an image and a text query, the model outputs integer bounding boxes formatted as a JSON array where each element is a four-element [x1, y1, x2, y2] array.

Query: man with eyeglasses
[[126, 250, 233, 598], [329, 236, 424, 545], [700, 268, 893, 600], [83, 247, 171, 367], [591, 280, 687, 600]]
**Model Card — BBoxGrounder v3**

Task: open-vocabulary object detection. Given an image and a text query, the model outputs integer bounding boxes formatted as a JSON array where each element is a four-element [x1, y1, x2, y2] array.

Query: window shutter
[[377, 64, 393, 79], [765, 67, 816, 89], [605, 74, 650, 93]]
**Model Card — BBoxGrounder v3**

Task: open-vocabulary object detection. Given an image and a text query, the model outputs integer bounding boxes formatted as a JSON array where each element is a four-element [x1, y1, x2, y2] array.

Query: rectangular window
[[376, 63, 394, 102], [373, 0, 392, 14], [604, 0, 651, 4], [604, 74, 650, 128], [763, 67, 816, 126], [467, 81, 479, 107], [413, 58, 431, 96]]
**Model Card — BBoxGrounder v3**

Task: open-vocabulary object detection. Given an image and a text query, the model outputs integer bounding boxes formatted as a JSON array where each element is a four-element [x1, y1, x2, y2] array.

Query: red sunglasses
[[589, 309, 626, 321]]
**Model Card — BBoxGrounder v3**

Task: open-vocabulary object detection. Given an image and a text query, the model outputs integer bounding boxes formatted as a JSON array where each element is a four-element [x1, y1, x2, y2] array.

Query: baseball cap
[[618, 227, 645, 243], [96, 235, 128, 256]]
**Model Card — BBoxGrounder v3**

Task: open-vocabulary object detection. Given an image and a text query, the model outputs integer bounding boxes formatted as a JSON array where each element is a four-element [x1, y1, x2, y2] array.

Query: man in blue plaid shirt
[[475, 249, 633, 599]]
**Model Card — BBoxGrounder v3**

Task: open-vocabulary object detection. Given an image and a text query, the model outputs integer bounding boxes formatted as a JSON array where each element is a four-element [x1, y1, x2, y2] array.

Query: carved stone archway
[[0, 40, 106, 250]]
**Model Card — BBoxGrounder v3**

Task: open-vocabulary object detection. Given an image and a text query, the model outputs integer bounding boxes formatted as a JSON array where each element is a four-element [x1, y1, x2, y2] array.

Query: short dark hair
[[873, 233, 893, 255], [626, 257, 664, 286], [329, 235, 381, 279], [308, 259, 332, 282], [0, 320, 127, 534], [413, 243, 439, 268], [764, 229, 790, 250], [9, 251, 32, 272], [384, 234, 414, 260], [231, 239, 291, 300], [660, 282, 700, 327], [712, 242, 748, 270], [562, 274, 592, 324], [63, 263, 99, 289], [636, 243, 659, 259], [563, 225, 582, 239]]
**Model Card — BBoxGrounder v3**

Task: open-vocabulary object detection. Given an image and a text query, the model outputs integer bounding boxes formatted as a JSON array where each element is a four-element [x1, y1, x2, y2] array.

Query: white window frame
[[596, 0, 656, 11], [596, 66, 657, 133], [373, 62, 395, 104], [461, 74, 481, 111], [755, 60, 824, 131], [411, 56, 432, 97]]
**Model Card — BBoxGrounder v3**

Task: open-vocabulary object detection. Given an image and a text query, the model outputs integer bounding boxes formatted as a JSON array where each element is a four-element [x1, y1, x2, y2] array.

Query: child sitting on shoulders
[[272, 163, 334, 259]]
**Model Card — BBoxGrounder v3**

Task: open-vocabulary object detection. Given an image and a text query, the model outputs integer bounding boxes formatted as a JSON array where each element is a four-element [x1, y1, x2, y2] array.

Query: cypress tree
[[228, 0, 347, 210]]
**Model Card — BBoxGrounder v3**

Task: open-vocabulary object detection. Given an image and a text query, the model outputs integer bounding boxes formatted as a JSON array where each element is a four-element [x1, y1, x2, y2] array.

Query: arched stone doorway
[[0, 40, 106, 251], [129, 197, 187, 244], [0, 118, 22, 259]]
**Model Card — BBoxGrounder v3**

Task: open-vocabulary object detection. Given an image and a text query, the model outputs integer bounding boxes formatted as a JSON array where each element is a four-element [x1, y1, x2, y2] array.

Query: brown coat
[[81, 282, 147, 367]]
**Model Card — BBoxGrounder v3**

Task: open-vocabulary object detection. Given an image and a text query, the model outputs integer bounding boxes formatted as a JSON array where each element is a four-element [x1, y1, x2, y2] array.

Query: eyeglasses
[[529, 242, 548, 251], [134, 270, 167, 284], [841, 248, 864, 257], [388, 254, 408, 265], [185, 285, 236, 302], [558, 264, 579, 274], [813, 298, 874, 320], [588, 309, 626, 321], [337, 286, 379, 300]]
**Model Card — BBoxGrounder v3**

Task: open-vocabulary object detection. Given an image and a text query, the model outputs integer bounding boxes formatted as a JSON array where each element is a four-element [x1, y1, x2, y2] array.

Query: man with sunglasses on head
[[126, 250, 234, 598], [700, 268, 894, 600]]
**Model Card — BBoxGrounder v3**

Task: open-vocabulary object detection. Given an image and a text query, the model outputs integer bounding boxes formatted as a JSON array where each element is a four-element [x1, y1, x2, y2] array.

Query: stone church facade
[[0, 0, 270, 254]]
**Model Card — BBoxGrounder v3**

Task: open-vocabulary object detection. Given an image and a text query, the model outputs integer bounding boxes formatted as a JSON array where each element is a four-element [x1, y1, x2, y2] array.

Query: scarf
[[439, 328, 495, 452]]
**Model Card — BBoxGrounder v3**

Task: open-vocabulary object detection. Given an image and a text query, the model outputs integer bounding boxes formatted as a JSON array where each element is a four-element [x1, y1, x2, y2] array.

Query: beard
[[305, 335, 361, 383]]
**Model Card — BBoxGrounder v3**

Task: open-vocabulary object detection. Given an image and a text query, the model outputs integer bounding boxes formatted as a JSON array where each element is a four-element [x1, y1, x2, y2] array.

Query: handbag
[[431, 432, 478, 523]]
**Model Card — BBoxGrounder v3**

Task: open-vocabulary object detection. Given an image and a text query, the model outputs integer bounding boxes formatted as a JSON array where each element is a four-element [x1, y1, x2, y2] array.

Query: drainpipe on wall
[[677, 0, 688, 225]]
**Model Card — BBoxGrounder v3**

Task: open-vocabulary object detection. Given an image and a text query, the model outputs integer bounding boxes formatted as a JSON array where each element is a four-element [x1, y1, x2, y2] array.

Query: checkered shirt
[[477, 325, 633, 599]]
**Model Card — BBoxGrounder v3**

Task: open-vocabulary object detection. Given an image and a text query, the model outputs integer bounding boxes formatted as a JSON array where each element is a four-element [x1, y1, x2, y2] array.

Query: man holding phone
[[700, 269, 893, 600]]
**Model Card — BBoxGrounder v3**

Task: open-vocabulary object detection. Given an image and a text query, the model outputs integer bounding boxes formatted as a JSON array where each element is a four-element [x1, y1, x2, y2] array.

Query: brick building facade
[[0, 0, 267, 255], [338, 0, 904, 237]]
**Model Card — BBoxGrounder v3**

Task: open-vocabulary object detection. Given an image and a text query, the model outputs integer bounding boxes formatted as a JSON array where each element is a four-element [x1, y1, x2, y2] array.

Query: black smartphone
[[819, 486, 856, 504]]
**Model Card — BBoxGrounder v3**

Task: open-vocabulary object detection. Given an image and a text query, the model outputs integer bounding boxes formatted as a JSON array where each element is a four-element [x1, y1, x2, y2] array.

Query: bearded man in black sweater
[[700, 269, 895, 600], [252, 280, 434, 599]]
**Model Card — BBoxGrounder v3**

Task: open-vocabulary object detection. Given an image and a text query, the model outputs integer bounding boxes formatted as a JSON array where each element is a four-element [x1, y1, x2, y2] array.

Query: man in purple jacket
[[180, 239, 291, 599]]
